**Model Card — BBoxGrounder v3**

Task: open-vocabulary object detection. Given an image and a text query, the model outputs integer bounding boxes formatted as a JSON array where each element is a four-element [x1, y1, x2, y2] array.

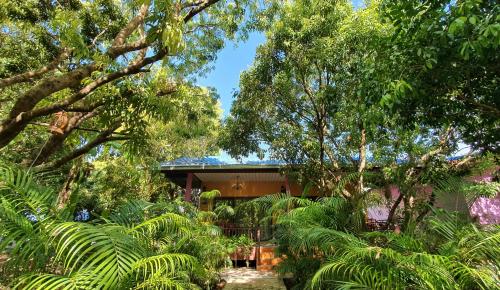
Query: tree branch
[[38, 125, 128, 171], [0, 48, 71, 89], [183, 0, 220, 23], [109, 3, 150, 52], [0, 49, 166, 149]]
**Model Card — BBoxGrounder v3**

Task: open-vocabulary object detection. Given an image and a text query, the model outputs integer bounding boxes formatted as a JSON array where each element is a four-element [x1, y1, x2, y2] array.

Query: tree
[[380, 0, 500, 152], [220, 0, 455, 216], [222, 1, 374, 194], [0, 0, 253, 169]]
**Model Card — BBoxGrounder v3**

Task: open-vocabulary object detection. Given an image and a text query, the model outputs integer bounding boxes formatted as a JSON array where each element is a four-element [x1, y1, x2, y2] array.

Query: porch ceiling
[[195, 172, 286, 183]]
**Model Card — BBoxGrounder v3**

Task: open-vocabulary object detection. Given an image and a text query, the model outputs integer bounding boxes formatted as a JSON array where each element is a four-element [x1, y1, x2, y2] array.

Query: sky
[[195, 31, 266, 163], [196, 32, 266, 118]]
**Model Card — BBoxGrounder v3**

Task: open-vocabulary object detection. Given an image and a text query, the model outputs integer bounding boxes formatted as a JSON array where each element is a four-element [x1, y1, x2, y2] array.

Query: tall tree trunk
[[318, 125, 326, 193], [357, 124, 366, 196]]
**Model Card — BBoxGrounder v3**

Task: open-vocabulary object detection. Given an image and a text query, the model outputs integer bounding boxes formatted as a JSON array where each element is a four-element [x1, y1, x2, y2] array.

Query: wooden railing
[[218, 224, 275, 242]]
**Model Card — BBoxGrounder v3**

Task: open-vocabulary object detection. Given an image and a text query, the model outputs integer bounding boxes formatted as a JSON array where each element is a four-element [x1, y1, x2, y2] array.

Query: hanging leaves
[[162, 15, 185, 54]]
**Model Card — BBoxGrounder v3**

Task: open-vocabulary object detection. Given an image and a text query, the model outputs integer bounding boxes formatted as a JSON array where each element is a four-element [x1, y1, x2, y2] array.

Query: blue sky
[[196, 32, 266, 117]]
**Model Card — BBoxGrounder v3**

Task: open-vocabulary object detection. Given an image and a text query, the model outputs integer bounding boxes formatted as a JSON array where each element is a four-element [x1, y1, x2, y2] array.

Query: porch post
[[185, 173, 193, 202], [284, 175, 291, 194]]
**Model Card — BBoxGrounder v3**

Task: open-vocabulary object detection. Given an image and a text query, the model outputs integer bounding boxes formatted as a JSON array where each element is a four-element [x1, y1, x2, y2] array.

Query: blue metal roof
[[160, 157, 286, 169], [161, 155, 468, 170]]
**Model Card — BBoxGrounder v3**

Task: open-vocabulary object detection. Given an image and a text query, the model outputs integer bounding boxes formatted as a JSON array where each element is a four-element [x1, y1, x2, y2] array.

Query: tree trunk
[[386, 190, 403, 229], [357, 124, 366, 195], [57, 160, 81, 208]]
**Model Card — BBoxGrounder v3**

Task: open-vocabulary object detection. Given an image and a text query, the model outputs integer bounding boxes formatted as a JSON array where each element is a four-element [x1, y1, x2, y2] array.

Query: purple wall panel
[[366, 170, 499, 225], [470, 194, 500, 224]]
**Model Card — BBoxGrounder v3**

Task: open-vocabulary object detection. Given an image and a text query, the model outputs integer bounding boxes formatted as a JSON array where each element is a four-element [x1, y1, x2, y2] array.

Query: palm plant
[[0, 166, 231, 289], [265, 194, 499, 289], [200, 190, 221, 212]]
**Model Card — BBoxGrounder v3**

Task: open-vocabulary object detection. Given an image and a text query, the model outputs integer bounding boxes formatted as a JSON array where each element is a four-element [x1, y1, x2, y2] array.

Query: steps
[[221, 267, 286, 290], [257, 245, 282, 271]]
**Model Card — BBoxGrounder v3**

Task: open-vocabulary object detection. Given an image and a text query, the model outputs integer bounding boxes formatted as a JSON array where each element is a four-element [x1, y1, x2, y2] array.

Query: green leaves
[[129, 212, 191, 237], [52, 223, 144, 289], [132, 253, 197, 280], [162, 19, 185, 54], [15, 270, 98, 290], [381, 0, 500, 150], [280, 202, 500, 289], [51, 8, 89, 59], [0, 165, 232, 289], [449, 16, 468, 35]]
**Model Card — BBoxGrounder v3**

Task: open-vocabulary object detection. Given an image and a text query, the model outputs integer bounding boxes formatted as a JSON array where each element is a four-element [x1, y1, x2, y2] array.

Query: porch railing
[[218, 224, 275, 242]]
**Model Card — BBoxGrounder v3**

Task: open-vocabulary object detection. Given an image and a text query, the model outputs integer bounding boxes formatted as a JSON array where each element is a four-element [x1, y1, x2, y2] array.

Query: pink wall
[[468, 169, 499, 224], [366, 170, 499, 225], [470, 194, 500, 224]]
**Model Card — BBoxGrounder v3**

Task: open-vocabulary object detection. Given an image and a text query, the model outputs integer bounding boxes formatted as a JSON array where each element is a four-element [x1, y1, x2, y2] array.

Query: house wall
[[202, 180, 303, 198], [366, 168, 499, 225]]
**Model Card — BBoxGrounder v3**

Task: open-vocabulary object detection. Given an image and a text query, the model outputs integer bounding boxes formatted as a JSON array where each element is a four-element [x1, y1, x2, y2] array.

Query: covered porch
[[161, 159, 303, 208]]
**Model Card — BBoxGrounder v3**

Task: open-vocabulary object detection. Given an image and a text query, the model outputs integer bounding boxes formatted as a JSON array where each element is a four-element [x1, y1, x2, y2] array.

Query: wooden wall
[[202, 180, 303, 198]]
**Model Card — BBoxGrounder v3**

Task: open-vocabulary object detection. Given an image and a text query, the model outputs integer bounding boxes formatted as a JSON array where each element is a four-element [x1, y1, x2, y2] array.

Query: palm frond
[[108, 199, 154, 226], [133, 276, 197, 290], [14, 270, 98, 290], [0, 198, 51, 270], [131, 253, 197, 279], [51, 222, 144, 289], [199, 190, 221, 200], [128, 212, 191, 238], [0, 166, 55, 220], [213, 204, 235, 219]]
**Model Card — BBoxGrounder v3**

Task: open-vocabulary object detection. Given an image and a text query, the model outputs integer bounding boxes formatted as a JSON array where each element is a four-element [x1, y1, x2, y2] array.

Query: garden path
[[221, 267, 286, 290]]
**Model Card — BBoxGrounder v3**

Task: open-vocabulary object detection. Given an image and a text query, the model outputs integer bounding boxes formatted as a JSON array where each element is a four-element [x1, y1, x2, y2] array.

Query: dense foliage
[[0, 0, 255, 170], [1, 0, 499, 289], [219, 0, 480, 231], [0, 166, 234, 289], [249, 189, 499, 289], [380, 0, 499, 151]]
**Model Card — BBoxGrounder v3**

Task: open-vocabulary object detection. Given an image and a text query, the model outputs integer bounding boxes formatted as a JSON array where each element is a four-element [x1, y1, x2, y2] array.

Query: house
[[161, 157, 304, 209], [161, 157, 301, 270], [161, 157, 499, 269]]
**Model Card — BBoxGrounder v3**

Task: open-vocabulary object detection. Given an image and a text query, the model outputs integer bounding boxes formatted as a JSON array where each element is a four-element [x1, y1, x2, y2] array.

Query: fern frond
[[109, 199, 154, 226], [133, 276, 197, 290], [200, 190, 221, 200], [131, 253, 197, 279], [0, 166, 55, 220]]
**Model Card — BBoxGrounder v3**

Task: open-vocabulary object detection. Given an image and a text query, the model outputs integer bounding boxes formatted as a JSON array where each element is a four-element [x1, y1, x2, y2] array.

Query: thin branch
[[183, 0, 220, 23], [26, 50, 167, 121]]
